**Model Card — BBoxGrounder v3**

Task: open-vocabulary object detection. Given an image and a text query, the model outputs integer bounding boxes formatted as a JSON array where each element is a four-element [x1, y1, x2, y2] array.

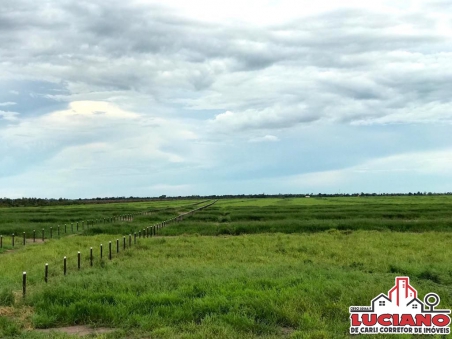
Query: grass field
[[1, 196, 451, 338]]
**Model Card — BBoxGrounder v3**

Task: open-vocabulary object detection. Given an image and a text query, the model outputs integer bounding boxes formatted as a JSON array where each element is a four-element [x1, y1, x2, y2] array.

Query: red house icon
[[388, 277, 417, 307]]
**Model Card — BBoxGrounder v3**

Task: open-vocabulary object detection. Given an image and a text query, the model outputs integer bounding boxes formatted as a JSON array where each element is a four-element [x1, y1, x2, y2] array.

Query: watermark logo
[[349, 276, 450, 335]]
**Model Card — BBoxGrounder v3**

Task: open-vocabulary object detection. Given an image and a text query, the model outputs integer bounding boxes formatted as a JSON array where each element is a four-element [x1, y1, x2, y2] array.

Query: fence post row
[[18, 201, 217, 289]]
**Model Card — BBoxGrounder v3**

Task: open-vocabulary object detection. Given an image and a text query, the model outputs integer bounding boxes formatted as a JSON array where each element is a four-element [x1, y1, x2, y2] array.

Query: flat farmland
[[161, 196, 452, 235], [0, 196, 451, 338]]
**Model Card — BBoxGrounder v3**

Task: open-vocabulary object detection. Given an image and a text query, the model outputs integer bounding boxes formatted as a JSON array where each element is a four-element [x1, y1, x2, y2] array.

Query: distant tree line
[[1, 192, 451, 207]]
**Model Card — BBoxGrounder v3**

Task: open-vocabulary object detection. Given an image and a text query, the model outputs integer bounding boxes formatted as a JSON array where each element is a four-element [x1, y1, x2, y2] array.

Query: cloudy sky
[[1, 0, 452, 198]]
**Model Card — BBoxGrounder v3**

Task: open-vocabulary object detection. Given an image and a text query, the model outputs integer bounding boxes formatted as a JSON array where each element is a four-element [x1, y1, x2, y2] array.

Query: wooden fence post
[[45, 263, 48, 283], [63, 256, 67, 275], [23, 272, 26, 297], [90, 247, 93, 266], [78, 251, 81, 270]]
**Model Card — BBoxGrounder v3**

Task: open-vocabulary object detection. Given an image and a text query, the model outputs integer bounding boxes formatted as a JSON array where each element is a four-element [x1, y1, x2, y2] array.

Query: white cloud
[[210, 104, 318, 132], [0, 110, 19, 121], [0, 100, 205, 182], [286, 148, 452, 192], [0, 102, 16, 106], [249, 135, 280, 143], [1, 0, 452, 196]]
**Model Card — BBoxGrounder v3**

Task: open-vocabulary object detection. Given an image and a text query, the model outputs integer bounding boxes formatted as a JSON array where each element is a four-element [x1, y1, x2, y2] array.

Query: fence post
[[78, 251, 81, 270], [116, 239, 119, 253], [12, 233, 14, 247], [129, 234, 132, 247], [63, 256, 67, 276], [109, 241, 112, 260], [45, 263, 48, 283], [23, 232, 26, 245], [23, 272, 26, 297], [123, 236, 126, 250], [90, 247, 93, 266], [33, 230, 36, 242], [100, 244, 103, 259]]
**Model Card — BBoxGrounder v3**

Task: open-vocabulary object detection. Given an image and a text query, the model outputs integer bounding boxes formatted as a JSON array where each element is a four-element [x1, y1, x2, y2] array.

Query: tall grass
[[1, 232, 452, 338], [1, 196, 452, 338]]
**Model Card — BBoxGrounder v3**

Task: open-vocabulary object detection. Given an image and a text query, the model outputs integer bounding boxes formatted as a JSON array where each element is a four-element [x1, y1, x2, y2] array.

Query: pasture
[[0, 196, 451, 338]]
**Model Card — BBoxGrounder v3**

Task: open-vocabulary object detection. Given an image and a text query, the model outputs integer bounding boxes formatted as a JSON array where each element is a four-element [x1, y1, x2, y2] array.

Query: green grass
[[1, 197, 452, 338], [1, 232, 451, 338], [160, 196, 452, 236], [0, 200, 207, 253]]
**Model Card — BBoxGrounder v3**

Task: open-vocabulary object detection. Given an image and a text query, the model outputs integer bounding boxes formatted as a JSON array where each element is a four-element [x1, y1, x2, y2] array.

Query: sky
[[1, 0, 452, 198]]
